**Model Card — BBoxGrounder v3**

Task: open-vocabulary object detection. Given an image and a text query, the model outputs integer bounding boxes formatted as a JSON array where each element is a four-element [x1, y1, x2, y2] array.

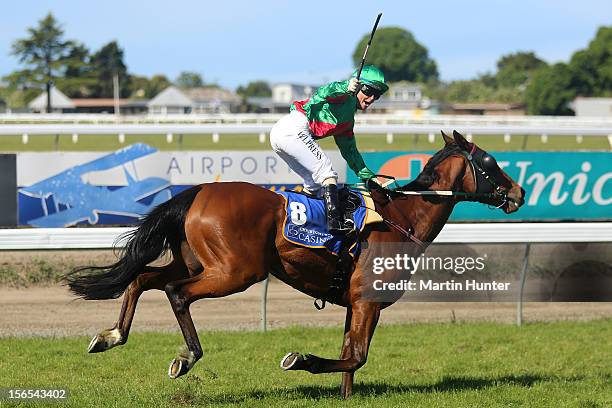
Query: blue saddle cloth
[[276, 190, 368, 257]]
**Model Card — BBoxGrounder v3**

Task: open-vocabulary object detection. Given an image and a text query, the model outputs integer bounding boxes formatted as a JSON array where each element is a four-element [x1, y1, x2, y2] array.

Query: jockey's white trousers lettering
[[270, 111, 338, 192]]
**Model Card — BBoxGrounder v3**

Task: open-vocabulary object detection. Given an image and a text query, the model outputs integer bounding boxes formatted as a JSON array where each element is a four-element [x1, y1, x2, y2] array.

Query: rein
[[382, 218, 426, 248]]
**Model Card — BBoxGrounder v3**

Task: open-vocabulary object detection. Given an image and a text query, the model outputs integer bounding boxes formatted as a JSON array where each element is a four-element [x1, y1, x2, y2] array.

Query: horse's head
[[410, 130, 525, 214]]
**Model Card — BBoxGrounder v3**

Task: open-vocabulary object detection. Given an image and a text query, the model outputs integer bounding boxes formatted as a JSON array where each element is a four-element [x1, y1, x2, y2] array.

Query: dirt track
[[2, 282, 612, 338]]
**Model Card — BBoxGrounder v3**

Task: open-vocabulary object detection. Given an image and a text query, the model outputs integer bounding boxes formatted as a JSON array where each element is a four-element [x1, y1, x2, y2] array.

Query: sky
[[1, 0, 610, 91]]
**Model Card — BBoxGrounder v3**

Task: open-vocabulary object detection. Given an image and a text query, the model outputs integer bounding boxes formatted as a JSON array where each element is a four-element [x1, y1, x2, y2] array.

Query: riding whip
[[355, 12, 383, 81]]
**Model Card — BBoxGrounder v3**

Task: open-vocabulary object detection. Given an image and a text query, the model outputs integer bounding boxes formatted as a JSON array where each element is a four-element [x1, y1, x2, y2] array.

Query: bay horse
[[67, 130, 525, 399]]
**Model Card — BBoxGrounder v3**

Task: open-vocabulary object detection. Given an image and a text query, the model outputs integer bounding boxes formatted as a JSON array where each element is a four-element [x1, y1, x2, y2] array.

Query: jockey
[[270, 65, 388, 235]]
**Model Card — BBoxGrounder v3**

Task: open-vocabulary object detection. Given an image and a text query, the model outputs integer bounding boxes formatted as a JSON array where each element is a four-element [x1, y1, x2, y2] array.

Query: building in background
[[26, 85, 241, 115], [364, 82, 436, 114], [147, 86, 193, 114], [24, 82, 444, 116], [569, 97, 612, 117], [71, 98, 148, 114], [183, 87, 241, 113], [28, 87, 75, 113], [148, 85, 241, 114], [246, 83, 317, 113], [29, 88, 148, 114], [245, 82, 438, 115]]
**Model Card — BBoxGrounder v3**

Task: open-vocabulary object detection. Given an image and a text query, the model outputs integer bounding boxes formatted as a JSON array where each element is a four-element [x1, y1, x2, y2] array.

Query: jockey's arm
[[334, 135, 375, 181]]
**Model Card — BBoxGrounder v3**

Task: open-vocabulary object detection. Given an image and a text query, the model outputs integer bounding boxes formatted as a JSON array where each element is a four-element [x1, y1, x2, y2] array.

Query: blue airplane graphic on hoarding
[[19, 143, 171, 227]]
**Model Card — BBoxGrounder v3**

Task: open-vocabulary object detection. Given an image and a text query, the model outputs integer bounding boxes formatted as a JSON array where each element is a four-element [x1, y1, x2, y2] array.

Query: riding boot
[[323, 184, 353, 235]]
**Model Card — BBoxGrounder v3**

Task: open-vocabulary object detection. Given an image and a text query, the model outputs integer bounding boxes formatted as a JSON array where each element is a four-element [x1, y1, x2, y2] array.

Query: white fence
[[2, 112, 612, 127], [1, 123, 612, 137], [1, 223, 610, 250], [1, 223, 610, 328], [1, 122, 611, 149], [2, 113, 612, 148]]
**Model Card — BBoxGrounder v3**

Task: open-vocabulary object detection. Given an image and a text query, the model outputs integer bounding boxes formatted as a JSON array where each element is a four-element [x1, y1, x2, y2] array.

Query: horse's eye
[[481, 154, 498, 171]]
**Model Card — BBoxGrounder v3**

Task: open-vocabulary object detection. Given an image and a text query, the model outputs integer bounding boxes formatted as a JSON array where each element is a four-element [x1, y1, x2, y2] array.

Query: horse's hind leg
[[88, 260, 189, 353], [164, 265, 266, 379]]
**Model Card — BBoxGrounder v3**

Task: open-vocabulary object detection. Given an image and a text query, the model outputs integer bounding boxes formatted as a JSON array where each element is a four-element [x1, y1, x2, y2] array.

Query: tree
[[175, 71, 204, 89], [90, 41, 130, 98], [10, 13, 73, 112], [434, 79, 522, 104], [495, 52, 547, 88], [352, 27, 438, 83], [236, 81, 272, 98], [54, 42, 97, 97], [568, 26, 612, 97], [129, 74, 172, 98], [525, 63, 577, 115], [525, 25, 611, 115]]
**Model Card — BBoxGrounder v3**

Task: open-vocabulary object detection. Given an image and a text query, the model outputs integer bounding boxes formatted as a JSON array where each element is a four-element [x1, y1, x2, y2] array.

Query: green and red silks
[[291, 80, 357, 139]]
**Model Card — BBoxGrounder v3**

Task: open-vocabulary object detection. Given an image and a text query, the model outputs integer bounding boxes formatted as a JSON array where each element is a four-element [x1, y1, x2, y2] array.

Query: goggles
[[360, 84, 382, 100]]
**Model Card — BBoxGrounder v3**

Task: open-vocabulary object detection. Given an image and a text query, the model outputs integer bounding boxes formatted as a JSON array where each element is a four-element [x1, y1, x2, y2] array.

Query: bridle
[[460, 143, 509, 208]]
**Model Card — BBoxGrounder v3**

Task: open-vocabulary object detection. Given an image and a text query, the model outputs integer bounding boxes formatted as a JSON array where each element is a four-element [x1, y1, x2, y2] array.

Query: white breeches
[[270, 110, 338, 192]]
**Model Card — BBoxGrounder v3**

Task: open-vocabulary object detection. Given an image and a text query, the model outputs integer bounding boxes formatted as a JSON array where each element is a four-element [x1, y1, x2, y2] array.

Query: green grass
[[0, 133, 609, 152], [1, 320, 610, 407]]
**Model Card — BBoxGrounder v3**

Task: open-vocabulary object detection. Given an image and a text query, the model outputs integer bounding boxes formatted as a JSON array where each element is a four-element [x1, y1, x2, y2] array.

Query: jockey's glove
[[348, 77, 361, 94], [357, 167, 376, 181]]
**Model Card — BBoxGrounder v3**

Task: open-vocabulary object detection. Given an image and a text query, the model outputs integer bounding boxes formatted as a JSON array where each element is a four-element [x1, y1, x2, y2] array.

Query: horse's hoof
[[87, 335, 107, 353], [280, 352, 305, 370], [168, 358, 190, 379], [87, 329, 123, 353]]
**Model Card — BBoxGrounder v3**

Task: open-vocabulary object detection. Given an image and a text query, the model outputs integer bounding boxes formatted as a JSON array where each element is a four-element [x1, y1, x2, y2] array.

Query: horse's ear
[[441, 130, 453, 145], [453, 130, 471, 151]]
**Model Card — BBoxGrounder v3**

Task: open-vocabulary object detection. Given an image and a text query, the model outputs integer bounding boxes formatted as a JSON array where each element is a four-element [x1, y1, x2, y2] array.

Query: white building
[[570, 97, 612, 117], [147, 86, 194, 114], [246, 83, 318, 113], [272, 84, 316, 104], [147, 86, 241, 114], [28, 87, 75, 113]]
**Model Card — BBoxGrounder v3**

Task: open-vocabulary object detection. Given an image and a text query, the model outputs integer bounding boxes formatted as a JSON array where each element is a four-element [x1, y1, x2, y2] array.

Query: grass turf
[[0, 133, 609, 152], [1, 320, 610, 407]]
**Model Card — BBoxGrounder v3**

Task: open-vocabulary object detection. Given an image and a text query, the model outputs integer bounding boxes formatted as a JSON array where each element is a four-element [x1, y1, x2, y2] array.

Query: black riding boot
[[323, 184, 353, 235]]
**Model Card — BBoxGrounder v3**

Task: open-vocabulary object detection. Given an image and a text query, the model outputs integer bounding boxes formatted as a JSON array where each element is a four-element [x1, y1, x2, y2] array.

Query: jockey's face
[[356, 90, 377, 111]]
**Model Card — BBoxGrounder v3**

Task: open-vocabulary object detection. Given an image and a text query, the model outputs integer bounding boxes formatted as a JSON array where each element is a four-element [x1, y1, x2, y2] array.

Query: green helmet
[[352, 65, 389, 94]]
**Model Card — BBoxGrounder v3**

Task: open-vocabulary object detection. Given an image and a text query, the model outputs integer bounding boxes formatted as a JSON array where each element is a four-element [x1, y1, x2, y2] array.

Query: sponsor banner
[[16, 144, 346, 227], [15, 145, 611, 226], [350, 151, 612, 221]]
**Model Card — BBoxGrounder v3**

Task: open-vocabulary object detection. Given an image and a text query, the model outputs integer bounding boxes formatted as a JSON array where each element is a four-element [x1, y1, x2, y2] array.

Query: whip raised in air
[[355, 12, 382, 81]]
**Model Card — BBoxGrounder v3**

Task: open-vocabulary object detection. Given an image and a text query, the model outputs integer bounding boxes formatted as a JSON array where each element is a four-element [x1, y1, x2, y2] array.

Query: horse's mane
[[397, 142, 464, 191]]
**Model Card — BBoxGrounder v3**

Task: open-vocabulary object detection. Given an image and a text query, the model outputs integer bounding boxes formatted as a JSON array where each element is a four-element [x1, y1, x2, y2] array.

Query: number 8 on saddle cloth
[[276, 189, 368, 258]]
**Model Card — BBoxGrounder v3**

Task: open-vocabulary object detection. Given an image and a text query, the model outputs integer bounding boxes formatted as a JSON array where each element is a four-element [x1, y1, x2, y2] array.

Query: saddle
[[282, 186, 384, 307]]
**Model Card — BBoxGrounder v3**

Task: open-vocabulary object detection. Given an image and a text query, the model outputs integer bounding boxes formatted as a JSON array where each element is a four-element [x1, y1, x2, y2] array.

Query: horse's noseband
[[463, 144, 508, 206]]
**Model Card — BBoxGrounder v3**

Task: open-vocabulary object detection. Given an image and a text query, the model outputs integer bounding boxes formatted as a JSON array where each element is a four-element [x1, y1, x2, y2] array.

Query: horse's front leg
[[340, 307, 354, 399], [281, 301, 381, 397]]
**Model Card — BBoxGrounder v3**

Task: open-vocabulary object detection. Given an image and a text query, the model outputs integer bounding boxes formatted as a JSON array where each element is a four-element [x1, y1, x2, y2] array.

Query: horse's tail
[[66, 185, 202, 300]]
